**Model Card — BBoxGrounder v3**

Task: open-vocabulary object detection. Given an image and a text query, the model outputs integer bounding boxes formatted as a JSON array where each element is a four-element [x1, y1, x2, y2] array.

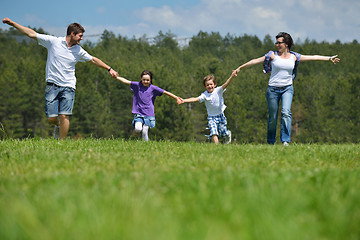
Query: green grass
[[0, 139, 359, 240]]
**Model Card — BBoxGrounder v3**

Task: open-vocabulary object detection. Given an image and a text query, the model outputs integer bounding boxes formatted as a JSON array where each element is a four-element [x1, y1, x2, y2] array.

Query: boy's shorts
[[132, 114, 156, 128], [207, 113, 230, 138], [45, 83, 75, 118]]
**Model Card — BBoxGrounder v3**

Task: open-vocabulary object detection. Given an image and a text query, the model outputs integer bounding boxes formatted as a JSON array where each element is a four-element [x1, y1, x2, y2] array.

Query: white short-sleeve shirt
[[198, 86, 227, 116], [37, 33, 93, 89]]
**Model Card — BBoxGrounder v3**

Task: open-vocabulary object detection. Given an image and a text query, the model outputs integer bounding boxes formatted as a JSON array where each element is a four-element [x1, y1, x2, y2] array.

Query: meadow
[[0, 139, 359, 240]]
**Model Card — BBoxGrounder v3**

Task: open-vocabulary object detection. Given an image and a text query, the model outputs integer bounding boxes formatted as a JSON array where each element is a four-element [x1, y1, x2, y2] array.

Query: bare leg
[[212, 135, 219, 145], [48, 117, 59, 126], [59, 114, 70, 139]]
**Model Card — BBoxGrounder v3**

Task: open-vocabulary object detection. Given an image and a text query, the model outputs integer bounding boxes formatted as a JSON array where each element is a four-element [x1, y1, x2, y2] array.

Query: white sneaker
[[54, 125, 60, 139], [225, 131, 232, 144], [282, 142, 289, 146]]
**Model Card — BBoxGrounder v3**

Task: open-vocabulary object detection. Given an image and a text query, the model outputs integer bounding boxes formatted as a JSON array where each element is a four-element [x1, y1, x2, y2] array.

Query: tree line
[[0, 28, 359, 143]]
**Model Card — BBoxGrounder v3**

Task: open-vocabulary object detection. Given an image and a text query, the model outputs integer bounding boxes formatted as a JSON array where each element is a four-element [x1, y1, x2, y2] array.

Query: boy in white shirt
[[180, 72, 238, 144]]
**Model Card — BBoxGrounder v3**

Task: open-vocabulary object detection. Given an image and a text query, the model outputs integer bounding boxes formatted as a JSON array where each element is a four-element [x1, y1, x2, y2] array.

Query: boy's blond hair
[[203, 75, 216, 86]]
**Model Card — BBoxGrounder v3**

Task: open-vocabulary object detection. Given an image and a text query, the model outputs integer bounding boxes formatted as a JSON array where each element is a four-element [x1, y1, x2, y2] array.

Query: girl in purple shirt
[[117, 70, 183, 141]]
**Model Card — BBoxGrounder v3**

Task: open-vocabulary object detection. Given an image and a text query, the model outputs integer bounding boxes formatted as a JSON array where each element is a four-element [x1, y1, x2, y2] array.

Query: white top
[[198, 86, 226, 116], [37, 33, 93, 89], [268, 54, 296, 87]]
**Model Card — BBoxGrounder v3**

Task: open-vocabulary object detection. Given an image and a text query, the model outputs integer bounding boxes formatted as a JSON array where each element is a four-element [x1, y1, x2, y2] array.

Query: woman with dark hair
[[233, 32, 340, 146]]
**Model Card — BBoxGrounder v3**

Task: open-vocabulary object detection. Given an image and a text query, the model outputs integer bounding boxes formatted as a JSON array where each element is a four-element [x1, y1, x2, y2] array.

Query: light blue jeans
[[45, 83, 75, 118], [266, 85, 294, 144]]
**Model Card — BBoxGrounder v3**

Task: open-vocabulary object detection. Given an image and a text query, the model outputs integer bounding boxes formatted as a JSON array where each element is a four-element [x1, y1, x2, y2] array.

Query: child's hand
[[176, 97, 184, 105], [232, 68, 240, 77]]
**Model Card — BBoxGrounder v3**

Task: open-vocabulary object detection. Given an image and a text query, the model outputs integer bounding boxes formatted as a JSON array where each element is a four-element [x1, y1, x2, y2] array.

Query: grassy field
[[0, 139, 359, 240]]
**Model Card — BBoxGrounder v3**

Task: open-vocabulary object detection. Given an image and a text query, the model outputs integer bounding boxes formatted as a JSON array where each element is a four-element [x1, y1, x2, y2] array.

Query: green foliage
[[0, 28, 358, 142]]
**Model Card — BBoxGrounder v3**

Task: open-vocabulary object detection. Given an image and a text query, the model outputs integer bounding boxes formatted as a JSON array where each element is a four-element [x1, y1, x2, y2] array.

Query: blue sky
[[1, 0, 359, 44]]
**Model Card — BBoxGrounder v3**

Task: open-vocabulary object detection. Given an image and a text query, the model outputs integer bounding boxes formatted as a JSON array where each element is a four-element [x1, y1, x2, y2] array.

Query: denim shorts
[[45, 83, 75, 118], [207, 113, 230, 138], [132, 114, 156, 128]]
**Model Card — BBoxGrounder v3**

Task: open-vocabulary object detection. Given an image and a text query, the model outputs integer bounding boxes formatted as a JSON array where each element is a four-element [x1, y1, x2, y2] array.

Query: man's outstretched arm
[[2, 18, 37, 40]]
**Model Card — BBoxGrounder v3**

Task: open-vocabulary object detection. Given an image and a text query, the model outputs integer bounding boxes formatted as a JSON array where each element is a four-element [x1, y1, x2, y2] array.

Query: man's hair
[[140, 70, 153, 84], [276, 32, 294, 50], [67, 23, 85, 36], [203, 75, 216, 86]]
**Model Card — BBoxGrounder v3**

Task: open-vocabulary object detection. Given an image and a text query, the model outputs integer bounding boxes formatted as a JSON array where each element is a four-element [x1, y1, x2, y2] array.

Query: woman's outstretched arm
[[233, 56, 265, 76], [300, 55, 340, 64]]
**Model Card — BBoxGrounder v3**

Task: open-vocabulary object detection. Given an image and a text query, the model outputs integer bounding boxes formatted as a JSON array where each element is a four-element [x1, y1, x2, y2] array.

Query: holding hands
[[176, 97, 184, 105], [108, 68, 119, 78], [232, 68, 240, 77]]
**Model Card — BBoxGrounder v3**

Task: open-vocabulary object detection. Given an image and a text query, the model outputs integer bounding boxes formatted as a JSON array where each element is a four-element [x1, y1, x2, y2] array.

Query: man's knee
[[59, 114, 69, 120]]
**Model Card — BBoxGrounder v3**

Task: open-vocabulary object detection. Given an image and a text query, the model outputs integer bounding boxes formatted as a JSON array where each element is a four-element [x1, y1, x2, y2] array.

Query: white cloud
[[135, 1, 287, 40], [299, 0, 325, 11], [131, 0, 360, 43], [6, 0, 357, 43], [140, 6, 182, 28], [249, 6, 287, 33]]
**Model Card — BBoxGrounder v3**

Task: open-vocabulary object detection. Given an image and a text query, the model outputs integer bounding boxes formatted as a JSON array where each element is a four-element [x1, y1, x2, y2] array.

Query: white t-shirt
[[198, 86, 226, 116], [37, 33, 93, 89], [268, 54, 296, 87]]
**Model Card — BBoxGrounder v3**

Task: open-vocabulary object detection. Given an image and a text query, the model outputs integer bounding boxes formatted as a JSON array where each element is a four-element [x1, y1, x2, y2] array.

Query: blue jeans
[[266, 85, 294, 144], [45, 83, 75, 118], [132, 114, 156, 128]]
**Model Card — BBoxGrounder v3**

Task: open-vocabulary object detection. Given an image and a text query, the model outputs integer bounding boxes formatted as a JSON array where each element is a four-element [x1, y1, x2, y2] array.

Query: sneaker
[[54, 125, 60, 139], [225, 131, 232, 144], [282, 142, 289, 146]]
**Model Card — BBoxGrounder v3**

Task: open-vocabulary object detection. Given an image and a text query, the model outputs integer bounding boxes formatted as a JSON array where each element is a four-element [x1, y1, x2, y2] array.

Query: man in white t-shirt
[[180, 72, 237, 144], [2, 18, 119, 139]]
